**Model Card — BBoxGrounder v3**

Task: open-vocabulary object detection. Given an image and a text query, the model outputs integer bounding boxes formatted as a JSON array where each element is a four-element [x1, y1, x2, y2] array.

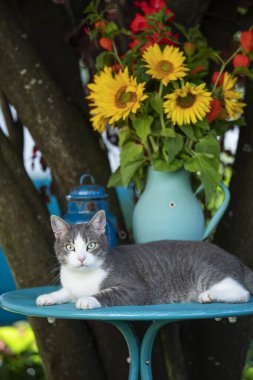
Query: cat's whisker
[[50, 273, 61, 286], [48, 263, 60, 270], [49, 266, 60, 275]]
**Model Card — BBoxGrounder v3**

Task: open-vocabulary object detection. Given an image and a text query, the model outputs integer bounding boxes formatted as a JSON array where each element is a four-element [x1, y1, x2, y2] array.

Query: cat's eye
[[65, 243, 75, 251], [87, 242, 97, 250]]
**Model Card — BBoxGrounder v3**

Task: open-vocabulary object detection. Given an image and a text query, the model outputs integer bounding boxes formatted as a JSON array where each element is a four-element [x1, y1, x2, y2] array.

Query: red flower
[[135, 0, 174, 18], [94, 20, 105, 30], [233, 54, 250, 68], [129, 39, 141, 49], [130, 13, 149, 33], [148, 31, 179, 46], [150, 0, 166, 9], [211, 71, 225, 86], [111, 63, 122, 73], [240, 30, 253, 53], [99, 37, 113, 51], [207, 99, 222, 124], [190, 65, 205, 74], [135, 1, 155, 15], [82, 26, 90, 36]]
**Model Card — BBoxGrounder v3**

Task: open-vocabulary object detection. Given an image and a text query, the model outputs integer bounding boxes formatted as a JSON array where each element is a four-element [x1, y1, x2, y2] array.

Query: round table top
[[1, 286, 253, 321]]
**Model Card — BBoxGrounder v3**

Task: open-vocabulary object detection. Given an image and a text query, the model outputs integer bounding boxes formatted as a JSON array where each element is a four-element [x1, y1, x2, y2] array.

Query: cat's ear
[[88, 210, 106, 235], [50, 215, 70, 239]]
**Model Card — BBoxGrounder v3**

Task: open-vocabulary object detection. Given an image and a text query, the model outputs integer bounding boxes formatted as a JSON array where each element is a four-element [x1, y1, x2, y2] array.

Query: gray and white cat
[[36, 210, 253, 310]]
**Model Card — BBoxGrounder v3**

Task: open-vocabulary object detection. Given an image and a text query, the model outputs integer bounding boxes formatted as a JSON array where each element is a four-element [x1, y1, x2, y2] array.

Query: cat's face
[[50, 211, 108, 271]]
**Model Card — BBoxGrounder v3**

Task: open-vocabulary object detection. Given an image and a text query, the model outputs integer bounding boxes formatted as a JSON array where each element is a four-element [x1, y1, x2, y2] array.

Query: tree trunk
[[0, 2, 125, 379], [0, 0, 123, 221], [181, 80, 253, 380]]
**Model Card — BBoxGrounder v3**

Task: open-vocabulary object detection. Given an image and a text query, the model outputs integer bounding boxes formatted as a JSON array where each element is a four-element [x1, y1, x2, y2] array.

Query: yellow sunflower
[[222, 72, 246, 119], [164, 82, 212, 125], [142, 43, 189, 86], [90, 110, 110, 133], [87, 67, 147, 126]]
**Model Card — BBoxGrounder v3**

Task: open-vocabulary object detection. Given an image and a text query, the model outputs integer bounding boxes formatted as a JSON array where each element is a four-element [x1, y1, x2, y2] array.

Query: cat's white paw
[[198, 291, 214, 303], [228, 316, 237, 323], [214, 317, 238, 323], [76, 296, 101, 310], [36, 294, 57, 306]]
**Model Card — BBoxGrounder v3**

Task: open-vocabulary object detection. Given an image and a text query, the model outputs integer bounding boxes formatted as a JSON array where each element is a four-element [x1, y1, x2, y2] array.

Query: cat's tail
[[244, 265, 253, 294]]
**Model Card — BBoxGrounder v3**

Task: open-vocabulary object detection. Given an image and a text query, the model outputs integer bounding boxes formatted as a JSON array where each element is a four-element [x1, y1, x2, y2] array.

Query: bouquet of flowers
[[83, 0, 253, 202]]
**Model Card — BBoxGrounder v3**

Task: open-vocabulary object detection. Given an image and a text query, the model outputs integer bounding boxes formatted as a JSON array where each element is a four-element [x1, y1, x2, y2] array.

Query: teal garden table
[[1, 286, 253, 380]]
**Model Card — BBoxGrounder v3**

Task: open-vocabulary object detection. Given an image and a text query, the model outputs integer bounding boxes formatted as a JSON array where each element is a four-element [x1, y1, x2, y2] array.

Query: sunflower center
[[156, 60, 173, 74], [177, 93, 196, 108], [115, 86, 137, 108]]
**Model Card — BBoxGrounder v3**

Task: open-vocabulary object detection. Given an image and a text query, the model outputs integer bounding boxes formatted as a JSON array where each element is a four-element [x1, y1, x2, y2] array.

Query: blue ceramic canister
[[63, 174, 117, 247]]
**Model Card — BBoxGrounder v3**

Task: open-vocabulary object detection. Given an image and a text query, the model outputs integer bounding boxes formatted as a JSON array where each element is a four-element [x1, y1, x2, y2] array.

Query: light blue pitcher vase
[[132, 167, 230, 243]]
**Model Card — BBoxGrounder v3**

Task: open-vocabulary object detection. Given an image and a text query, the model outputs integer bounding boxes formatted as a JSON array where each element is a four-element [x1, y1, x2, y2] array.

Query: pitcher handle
[[195, 183, 230, 240]]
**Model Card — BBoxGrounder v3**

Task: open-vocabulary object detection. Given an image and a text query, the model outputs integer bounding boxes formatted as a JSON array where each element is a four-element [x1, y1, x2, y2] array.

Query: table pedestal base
[[108, 320, 175, 380]]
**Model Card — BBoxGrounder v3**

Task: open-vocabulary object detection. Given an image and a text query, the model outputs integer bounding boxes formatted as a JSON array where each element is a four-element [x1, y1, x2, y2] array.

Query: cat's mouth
[[78, 263, 89, 268]]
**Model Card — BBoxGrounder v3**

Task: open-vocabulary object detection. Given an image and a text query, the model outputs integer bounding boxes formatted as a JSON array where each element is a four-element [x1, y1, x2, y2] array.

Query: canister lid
[[66, 174, 108, 200]]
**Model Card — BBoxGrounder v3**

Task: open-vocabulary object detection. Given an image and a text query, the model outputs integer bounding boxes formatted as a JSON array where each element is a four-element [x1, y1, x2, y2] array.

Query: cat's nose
[[78, 257, 85, 265]]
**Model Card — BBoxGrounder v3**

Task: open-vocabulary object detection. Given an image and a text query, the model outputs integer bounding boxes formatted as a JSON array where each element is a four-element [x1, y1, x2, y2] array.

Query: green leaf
[[107, 168, 123, 187], [149, 94, 164, 116], [196, 118, 210, 130], [104, 21, 119, 38], [164, 134, 184, 163], [121, 159, 147, 187], [118, 127, 136, 146], [191, 47, 219, 63], [184, 153, 221, 201], [235, 116, 246, 127], [179, 125, 197, 141], [120, 28, 132, 36], [83, 0, 100, 14], [153, 159, 183, 172], [160, 127, 176, 137], [150, 119, 162, 136], [171, 81, 179, 90], [233, 66, 253, 80], [132, 115, 153, 143], [147, 9, 165, 23], [195, 133, 220, 159], [89, 28, 99, 41], [120, 143, 143, 166], [120, 143, 146, 186], [173, 22, 188, 38], [95, 51, 114, 71], [132, 166, 145, 193]]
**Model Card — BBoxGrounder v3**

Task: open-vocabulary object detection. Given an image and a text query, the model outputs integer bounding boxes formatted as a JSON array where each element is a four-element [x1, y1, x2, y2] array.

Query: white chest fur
[[60, 266, 107, 300]]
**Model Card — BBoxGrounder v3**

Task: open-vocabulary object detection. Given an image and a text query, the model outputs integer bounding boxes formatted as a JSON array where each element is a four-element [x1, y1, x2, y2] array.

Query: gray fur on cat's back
[[98, 240, 249, 306]]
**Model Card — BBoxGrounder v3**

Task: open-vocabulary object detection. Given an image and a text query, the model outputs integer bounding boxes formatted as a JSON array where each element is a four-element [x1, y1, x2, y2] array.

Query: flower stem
[[158, 82, 163, 97], [149, 135, 157, 153], [212, 46, 242, 92], [112, 41, 124, 69], [158, 82, 166, 130]]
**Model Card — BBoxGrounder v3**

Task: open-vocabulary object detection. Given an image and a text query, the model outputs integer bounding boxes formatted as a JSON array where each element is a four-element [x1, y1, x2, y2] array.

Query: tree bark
[[0, 90, 24, 159], [181, 80, 253, 380], [0, 0, 122, 221], [0, 2, 128, 380]]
